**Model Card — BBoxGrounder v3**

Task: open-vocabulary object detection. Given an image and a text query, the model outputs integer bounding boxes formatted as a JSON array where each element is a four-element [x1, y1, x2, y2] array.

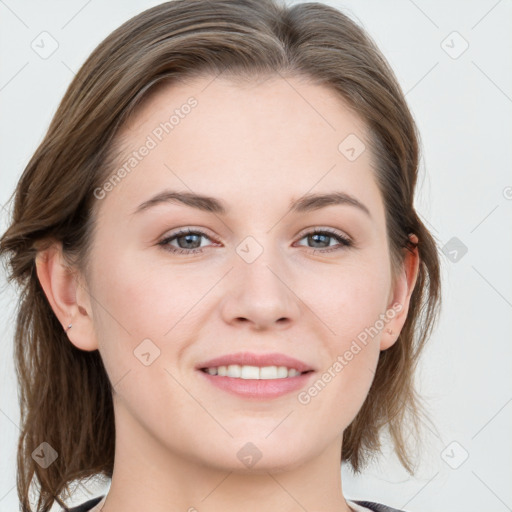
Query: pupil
[[310, 233, 328, 248], [180, 234, 200, 249]]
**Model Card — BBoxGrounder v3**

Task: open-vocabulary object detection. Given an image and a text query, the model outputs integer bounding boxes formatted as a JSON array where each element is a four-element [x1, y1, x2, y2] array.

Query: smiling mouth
[[200, 365, 313, 380]]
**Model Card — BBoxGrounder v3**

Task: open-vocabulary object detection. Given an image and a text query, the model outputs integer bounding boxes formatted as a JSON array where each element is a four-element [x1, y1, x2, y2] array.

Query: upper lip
[[196, 352, 315, 373]]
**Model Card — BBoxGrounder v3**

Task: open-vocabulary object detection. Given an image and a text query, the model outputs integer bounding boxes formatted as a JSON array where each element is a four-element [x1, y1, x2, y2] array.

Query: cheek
[[88, 244, 220, 385], [295, 258, 389, 419], [91, 246, 195, 337], [298, 253, 392, 338]]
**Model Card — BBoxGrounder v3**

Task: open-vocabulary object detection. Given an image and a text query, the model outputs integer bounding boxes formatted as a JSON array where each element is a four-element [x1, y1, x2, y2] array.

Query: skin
[[36, 74, 419, 512]]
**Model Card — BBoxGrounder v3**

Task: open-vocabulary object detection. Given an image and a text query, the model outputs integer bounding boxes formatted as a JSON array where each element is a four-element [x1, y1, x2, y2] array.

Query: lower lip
[[197, 370, 315, 399]]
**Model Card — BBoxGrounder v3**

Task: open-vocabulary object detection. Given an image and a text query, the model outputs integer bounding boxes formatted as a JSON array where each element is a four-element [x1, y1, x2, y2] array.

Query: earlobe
[[35, 242, 98, 351], [380, 233, 420, 351]]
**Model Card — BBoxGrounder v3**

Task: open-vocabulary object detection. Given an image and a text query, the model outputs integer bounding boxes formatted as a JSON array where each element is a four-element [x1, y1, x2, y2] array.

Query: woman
[[0, 0, 441, 511]]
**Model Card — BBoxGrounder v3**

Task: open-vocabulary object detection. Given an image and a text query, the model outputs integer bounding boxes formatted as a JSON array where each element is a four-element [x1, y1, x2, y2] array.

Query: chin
[[203, 438, 314, 474]]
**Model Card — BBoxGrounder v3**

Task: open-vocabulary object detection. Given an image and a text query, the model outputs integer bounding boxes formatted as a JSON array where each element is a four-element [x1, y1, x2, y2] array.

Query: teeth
[[204, 365, 304, 379], [241, 365, 259, 379], [227, 364, 241, 378]]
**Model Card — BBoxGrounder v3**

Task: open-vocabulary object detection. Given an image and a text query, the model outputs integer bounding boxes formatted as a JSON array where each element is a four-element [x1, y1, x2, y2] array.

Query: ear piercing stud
[[385, 328, 393, 335], [66, 324, 72, 331]]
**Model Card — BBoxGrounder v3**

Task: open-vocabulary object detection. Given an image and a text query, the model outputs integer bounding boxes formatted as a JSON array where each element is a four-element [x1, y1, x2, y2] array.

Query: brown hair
[[0, 0, 441, 510]]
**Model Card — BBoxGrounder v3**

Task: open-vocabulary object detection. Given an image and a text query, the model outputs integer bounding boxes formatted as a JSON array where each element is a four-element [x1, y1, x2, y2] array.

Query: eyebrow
[[132, 190, 371, 218]]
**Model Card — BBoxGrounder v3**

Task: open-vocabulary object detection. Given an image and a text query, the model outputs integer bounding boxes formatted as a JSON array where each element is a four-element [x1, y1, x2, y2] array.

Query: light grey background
[[1, 1, 511, 511]]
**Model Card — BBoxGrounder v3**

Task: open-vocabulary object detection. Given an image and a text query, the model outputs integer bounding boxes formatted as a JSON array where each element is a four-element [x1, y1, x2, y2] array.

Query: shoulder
[[63, 495, 106, 512], [349, 500, 408, 512]]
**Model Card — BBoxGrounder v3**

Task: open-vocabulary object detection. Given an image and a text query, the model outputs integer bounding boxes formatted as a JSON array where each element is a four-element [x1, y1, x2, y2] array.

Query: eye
[[158, 228, 216, 256], [157, 227, 353, 256], [295, 228, 353, 254]]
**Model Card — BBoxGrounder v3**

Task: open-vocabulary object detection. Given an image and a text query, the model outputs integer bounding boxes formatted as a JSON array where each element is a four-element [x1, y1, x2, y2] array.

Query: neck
[[100, 399, 354, 512]]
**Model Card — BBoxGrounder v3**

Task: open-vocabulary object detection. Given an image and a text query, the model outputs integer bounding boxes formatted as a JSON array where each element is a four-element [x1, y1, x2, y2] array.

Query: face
[[80, 74, 404, 472]]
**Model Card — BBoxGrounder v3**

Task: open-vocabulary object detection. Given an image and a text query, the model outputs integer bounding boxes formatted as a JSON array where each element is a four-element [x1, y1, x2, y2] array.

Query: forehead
[[122, 73, 368, 150], [98, 74, 384, 224]]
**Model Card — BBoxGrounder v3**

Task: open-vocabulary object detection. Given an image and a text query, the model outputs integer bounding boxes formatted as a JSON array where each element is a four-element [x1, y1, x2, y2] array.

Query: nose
[[220, 250, 301, 331]]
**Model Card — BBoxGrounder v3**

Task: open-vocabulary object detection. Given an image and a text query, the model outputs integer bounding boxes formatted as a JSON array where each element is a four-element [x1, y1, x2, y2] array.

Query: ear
[[380, 233, 420, 351], [35, 241, 98, 351]]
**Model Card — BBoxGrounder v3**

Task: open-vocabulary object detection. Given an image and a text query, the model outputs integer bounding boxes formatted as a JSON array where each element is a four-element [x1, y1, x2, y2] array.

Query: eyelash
[[157, 227, 353, 256]]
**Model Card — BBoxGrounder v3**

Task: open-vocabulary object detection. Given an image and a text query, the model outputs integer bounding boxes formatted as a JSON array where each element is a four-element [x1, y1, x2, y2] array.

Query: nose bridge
[[222, 234, 299, 328]]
